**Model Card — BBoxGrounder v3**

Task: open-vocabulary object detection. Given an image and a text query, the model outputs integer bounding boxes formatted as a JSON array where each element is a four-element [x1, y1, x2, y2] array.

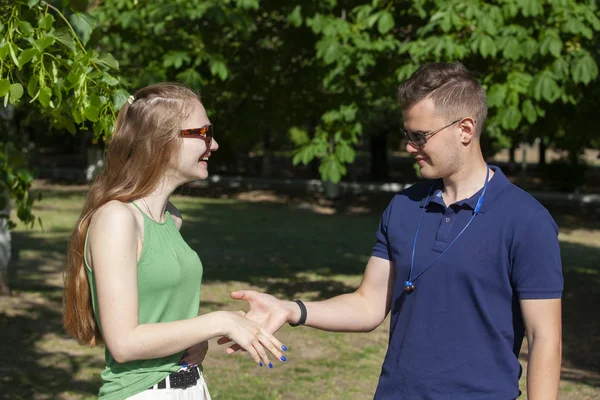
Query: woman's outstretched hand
[[218, 310, 288, 367]]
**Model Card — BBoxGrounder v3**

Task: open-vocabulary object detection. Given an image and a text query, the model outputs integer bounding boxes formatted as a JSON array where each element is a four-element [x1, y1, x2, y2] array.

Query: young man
[[226, 63, 563, 399]]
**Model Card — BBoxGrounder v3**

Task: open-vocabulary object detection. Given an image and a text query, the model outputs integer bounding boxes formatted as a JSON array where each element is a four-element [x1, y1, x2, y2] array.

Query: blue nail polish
[[268, 363, 273, 369], [281, 345, 288, 351], [181, 362, 188, 367], [259, 362, 263, 367], [280, 356, 287, 362]]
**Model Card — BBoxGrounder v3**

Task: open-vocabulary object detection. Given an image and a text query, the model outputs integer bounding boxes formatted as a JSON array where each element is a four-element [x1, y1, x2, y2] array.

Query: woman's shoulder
[[89, 200, 139, 234]]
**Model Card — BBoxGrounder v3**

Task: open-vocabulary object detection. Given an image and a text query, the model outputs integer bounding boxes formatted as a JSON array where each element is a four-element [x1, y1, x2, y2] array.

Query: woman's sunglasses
[[180, 124, 213, 150]]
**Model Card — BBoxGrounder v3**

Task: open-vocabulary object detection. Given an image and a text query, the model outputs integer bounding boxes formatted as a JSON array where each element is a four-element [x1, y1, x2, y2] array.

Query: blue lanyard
[[404, 166, 490, 293]]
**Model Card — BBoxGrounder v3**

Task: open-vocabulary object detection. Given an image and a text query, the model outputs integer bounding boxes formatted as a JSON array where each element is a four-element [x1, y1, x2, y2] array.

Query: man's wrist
[[288, 299, 307, 327]]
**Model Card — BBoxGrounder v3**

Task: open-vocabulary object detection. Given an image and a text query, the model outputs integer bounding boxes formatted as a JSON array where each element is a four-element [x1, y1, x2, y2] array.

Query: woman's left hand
[[180, 341, 209, 367]]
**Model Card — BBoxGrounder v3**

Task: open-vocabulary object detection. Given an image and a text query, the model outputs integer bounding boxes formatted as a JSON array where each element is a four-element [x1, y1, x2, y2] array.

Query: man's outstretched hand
[[217, 290, 297, 354]]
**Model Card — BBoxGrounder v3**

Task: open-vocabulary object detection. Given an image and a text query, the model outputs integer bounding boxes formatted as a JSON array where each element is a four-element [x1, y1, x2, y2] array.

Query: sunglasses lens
[[402, 130, 425, 146], [413, 135, 426, 146]]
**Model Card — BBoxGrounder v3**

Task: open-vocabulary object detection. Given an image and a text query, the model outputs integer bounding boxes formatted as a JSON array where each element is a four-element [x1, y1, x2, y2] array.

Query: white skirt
[[127, 368, 211, 400]]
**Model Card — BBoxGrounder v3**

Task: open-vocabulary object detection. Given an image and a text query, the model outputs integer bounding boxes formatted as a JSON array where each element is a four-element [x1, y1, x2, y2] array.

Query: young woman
[[63, 83, 286, 400]]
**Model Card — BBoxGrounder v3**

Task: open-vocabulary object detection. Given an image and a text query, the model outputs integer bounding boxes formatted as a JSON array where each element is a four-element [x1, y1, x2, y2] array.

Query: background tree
[[0, 0, 127, 294], [92, 0, 600, 184]]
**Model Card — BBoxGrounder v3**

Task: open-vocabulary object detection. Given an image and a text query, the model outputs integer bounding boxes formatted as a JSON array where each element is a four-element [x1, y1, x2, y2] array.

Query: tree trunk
[[509, 141, 517, 163], [568, 146, 579, 166], [370, 133, 389, 181], [261, 129, 272, 178], [538, 139, 546, 166], [0, 189, 11, 296], [520, 134, 528, 184]]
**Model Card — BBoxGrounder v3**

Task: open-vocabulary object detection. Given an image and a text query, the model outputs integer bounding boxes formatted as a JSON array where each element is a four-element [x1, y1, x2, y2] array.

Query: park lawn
[[0, 186, 598, 399]]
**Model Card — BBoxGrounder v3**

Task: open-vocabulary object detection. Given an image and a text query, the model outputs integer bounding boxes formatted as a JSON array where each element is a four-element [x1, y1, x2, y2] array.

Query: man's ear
[[459, 118, 477, 144]]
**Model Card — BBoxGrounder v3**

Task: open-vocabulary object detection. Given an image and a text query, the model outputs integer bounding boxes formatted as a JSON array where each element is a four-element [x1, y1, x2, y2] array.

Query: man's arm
[[521, 298, 562, 400], [226, 256, 395, 335], [299, 256, 395, 332]]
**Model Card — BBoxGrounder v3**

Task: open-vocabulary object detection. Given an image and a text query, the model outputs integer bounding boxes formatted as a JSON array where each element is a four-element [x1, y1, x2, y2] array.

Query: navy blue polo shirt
[[372, 166, 563, 400]]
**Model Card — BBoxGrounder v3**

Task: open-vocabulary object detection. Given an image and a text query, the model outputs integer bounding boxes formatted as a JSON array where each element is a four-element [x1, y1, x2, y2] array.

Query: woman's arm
[[88, 201, 285, 366]]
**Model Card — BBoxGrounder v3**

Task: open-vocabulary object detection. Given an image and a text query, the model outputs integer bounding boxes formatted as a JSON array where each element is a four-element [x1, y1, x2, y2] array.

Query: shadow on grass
[[1, 232, 102, 399], [560, 241, 600, 384], [177, 200, 377, 298]]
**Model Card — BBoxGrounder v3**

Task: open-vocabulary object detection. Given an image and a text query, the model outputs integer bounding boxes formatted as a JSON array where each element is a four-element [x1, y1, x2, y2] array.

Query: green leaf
[[38, 14, 54, 30], [0, 44, 8, 60], [95, 52, 119, 70], [292, 146, 314, 166], [377, 11, 394, 34], [548, 38, 562, 58], [366, 11, 381, 28], [10, 83, 24, 101], [335, 143, 356, 163], [209, 60, 228, 81], [89, 93, 103, 108], [54, 28, 76, 52], [18, 21, 34, 36], [319, 156, 344, 183], [316, 37, 340, 65], [479, 35, 497, 58], [551, 58, 570, 79], [112, 88, 130, 109], [287, 5, 303, 27], [9, 43, 19, 66], [0, 80, 10, 97], [27, 74, 38, 97], [289, 127, 310, 146], [487, 84, 507, 108], [532, 72, 560, 103], [69, 12, 95, 44], [163, 51, 190, 69], [236, 0, 259, 9], [34, 36, 55, 51], [84, 105, 99, 121], [17, 48, 37, 67], [101, 74, 120, 86], [539, 31, 562, 57], [521, 100, 537, 124], [502, 37, 521, 60], [27, 0, 40, 7], [479, 14, 498, 35], [177, 68, 204, 88], [572, 53, 598, 85], [500, 106, 522, 130], [38, 87, 52, 107]]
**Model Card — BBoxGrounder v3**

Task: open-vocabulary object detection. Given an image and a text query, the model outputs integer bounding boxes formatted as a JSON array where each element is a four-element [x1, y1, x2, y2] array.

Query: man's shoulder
[[390, 180, 434, 205], [497, 179, 549, 217]]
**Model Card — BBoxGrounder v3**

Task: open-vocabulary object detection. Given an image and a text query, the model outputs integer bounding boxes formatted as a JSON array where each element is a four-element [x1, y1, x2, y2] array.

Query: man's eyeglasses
[[401, 118, 464, 146], [180, 124, 213, 150]]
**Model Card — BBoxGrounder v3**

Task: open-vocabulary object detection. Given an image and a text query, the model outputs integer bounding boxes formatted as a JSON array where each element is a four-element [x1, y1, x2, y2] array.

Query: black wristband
[[288, 299, 307, 327]]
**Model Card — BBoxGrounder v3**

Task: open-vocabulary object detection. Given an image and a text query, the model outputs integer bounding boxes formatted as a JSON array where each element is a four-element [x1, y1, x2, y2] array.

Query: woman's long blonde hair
[[64, 83, 201, 346]]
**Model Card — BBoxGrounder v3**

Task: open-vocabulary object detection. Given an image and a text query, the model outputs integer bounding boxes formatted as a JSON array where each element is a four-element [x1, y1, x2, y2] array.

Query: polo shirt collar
[[419, 165, 510, 213]]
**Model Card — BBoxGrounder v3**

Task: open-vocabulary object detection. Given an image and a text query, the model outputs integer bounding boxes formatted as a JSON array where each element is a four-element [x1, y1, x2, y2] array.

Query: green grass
[[1, 187, 599, 399]]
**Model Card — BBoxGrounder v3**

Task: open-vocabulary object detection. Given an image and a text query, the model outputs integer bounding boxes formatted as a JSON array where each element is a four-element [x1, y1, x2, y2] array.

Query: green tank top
[[85, 202, 204, 400]]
